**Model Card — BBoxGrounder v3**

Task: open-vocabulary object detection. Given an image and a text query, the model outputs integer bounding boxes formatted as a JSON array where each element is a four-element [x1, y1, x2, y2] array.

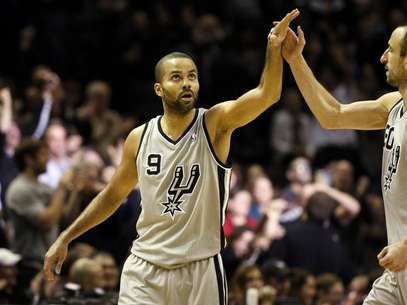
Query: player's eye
[[188, 74, 196, 80], [171, 75, 180, 81]]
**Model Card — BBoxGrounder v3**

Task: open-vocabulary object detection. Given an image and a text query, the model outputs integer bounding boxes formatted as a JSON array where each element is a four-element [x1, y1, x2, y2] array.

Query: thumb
[[378, 247, 388, 259], [297, 26, 305, 44]]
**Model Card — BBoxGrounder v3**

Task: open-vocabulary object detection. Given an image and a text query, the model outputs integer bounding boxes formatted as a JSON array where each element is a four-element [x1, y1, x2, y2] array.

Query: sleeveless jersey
[[131, 108, 231, 268], [382, 98, 407, 301]]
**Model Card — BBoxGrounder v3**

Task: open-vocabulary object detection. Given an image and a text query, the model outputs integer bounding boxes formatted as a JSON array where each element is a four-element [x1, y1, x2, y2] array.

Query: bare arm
[[316, 184, 361, 217], [36, 185, 69, 232], [44, 125, 144, 280], [205, 9, 299, 134], [283, 27, 400, 130], [0, 88, 12, 133]]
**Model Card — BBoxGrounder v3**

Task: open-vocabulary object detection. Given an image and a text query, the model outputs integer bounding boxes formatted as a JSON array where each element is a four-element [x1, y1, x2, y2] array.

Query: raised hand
[[268, 9, 300, 48], [282, 26, 306, 64]]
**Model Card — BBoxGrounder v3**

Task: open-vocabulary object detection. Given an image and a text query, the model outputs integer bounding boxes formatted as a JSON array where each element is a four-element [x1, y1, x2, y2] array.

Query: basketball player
[[43, 9, 299, 305], [281, 25, 407, 304]]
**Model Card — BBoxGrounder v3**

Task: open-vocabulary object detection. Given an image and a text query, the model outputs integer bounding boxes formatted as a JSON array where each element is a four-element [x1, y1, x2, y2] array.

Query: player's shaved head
[[398, 26, 407, 57], [154, 52, 195, 82]]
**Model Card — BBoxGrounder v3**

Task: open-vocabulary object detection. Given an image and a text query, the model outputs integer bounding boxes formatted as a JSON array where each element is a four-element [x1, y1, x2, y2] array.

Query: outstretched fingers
[[281, 9, 300, 26], [43, 256, 55, 281], [297, 26, 306, 45]]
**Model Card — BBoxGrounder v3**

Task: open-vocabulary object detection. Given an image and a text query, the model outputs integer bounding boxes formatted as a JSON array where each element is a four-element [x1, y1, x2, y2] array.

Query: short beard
[[386, 76, 399, 87], [163, 93, 197, 114]]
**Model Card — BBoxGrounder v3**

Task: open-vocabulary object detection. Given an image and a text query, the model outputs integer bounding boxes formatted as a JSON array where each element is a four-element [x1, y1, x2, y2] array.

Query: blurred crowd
[[0, 0, 406, 304]]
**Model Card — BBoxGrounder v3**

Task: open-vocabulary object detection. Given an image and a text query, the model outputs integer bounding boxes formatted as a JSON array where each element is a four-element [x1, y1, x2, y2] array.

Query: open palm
[[282, 26, 306, 63]]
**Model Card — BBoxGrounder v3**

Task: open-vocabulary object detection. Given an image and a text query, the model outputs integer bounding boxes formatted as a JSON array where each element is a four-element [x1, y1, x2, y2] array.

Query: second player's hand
[[268, 9, 300, 48], [282, 26, 306, 64], [377, 240, 407, 272]]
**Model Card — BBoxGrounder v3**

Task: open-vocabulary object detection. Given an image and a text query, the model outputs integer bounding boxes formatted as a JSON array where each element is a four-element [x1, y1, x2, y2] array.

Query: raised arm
[[205, 9, 299, 134], [283, 27, 400, 130], [43, 125, 144, 280], [0, 88, 13, 133]]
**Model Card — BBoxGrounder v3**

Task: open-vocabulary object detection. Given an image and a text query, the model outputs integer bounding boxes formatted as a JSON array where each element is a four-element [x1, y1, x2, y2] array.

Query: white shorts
[[118, 253, 228, 305], [363, 271, 406, 305]]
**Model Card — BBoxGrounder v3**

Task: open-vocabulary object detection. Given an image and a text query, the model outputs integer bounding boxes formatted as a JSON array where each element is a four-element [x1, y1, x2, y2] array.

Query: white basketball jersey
[[131, 108, 231, 268], [382, 98, 407, 301]]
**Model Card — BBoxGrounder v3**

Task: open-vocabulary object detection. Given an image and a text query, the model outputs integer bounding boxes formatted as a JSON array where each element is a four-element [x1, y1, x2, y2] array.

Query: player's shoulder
[[128, 123, 148, 139], [123, 123, 148, 153], [377, 91, 402, 112], [205, 100, 233, 127]]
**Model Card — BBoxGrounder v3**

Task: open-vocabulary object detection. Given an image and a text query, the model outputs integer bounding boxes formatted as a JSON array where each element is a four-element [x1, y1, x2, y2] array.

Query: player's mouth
[[180, 91, 194, 101]]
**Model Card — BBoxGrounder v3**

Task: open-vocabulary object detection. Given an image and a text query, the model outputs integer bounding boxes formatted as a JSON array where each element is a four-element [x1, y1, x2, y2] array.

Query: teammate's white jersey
[[131, 108, 231, 268], [382, 98, 407, 303]]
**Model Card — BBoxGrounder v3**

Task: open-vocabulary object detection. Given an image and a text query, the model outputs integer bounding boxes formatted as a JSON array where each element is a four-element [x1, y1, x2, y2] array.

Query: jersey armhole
[[387, 97, 403, 115], [135, 122, 149, 163], [202, 112, 232, 169]]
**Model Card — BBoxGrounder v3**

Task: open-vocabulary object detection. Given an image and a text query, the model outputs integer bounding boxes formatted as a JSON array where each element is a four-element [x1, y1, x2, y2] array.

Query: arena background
[[0, 0, 406, 304]]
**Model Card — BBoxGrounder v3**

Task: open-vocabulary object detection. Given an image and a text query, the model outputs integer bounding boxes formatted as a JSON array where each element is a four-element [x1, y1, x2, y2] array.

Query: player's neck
[[399, 84, 407, 112], [161, 108, 196, 140]]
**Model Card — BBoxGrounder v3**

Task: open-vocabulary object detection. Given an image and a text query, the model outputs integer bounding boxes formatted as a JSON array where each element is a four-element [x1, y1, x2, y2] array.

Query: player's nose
[[380, 49, 388, 64]]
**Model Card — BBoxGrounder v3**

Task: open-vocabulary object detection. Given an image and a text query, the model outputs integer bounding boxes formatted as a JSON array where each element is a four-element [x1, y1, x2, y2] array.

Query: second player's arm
[[288, 55, 400, 130]]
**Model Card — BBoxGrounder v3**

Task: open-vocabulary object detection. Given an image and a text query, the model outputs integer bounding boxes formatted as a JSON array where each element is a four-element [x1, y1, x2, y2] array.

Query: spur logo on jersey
[[161, 164, 200, 219], [384, 124, 395, 150], [383, 124, 400, 191], [384, 145, 400, 191]]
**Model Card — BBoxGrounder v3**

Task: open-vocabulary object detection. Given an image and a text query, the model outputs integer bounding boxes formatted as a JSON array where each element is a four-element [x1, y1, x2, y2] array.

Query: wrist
[[59, 230, 72, 244], [287, 55, 304, 66]]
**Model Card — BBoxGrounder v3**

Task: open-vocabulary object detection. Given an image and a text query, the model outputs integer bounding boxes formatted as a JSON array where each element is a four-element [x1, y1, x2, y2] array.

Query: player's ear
[[154, 83, 163, 97]]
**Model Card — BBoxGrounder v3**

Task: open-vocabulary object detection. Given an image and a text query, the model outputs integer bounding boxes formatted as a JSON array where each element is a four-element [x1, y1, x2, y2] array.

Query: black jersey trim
[[157, 109, 198, 145], [218, 166, 226, 250], [202, 112, 232, 169], [387, 97, 403, 118], [214, 255, 226, 305], [135, 122, 149, 162]]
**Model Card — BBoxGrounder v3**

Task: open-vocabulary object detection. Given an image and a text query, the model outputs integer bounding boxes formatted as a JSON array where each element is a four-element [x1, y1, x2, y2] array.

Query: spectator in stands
[[0, 86, 18, 247], [0, 248, 21, 304], [6, 139, 74, 287], [19, 66, 60, 139], [68, 257, 105, 295], [93, 252, 120, 292], [280, 155, 313, 223], [229, 264, 264, 305], [315, 273, 345, 305], [270, 88, 313, 161], [281, 268, 316, 305], [39, 121, 71, 189], [260, 259, 291, 301], [267, 191, 356, 282], [76, 80, 124, 150], [224, 190, 257, 237]]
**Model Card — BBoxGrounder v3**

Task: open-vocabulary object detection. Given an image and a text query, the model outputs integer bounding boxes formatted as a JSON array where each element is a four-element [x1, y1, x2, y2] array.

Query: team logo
[[161, 164, 200, 219], [384, 145, 400, 191]]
